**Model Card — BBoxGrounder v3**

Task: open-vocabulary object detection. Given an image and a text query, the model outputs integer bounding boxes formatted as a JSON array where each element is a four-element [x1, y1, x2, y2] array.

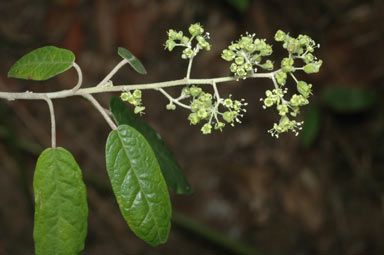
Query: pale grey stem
[[95, 59, 128, 87], [158, 88, 191, 109], [186, 57, 194, 79], [72, 62, 83, 92], [82, 94, 117, 130], [44, 97, 56, 148]]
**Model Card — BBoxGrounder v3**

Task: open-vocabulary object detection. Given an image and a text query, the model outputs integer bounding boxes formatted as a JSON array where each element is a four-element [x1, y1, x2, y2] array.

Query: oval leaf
[[105, 125, 171, 245], [33, 147, 88, 255], [300, 106, 321, 148], [110, 97, 192, 194], [321, 86, 377, 113], [8, 46, 75, 81], [118, 47, 147, 75]]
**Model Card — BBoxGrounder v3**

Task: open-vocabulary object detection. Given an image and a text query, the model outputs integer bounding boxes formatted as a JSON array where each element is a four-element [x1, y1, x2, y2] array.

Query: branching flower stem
[[158, 88, 191, 109]]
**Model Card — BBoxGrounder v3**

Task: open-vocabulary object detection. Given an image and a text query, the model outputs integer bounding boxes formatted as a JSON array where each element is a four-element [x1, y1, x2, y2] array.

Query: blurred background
[[0, 0, 384, 254]]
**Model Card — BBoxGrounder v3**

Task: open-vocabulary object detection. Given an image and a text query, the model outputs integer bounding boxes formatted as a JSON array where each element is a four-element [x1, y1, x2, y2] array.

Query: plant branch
[[44, 97, 56, 148], [158, 88, 191, 109], [95, 59, 128, 87], [82, 94, 117, 130], [72, 62, 83, 92], [0, 70, 281, 102]]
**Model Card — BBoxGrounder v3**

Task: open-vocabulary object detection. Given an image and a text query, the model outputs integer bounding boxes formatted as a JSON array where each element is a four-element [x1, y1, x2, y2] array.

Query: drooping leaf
[[300, 106, 321, 148], [110, 97, 192, 194], [8, 46, 75, 81], [105, 125, 171, 246], [321, 86, 377, 113], [118, 47, 147, 75], [33, 147, 88, 255]]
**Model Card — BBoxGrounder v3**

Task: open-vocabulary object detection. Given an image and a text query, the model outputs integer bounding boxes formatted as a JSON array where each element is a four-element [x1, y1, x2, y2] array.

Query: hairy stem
[[95, 59, 128, 87], [0, 70, 281, 101], [158, 88, 191, 109], [82, 94, 117, 130], [44, 97, 56, 148], [72, 62, 83, 92]]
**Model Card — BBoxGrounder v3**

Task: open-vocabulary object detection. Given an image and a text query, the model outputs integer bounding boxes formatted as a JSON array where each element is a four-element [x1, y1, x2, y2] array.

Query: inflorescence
[[120, 23, 322, 138]]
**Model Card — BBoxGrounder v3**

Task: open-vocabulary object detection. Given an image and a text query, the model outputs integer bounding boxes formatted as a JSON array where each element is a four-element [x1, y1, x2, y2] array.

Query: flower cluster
[[163, 85, 247, 135], [120, 89, 145, 115], [164, 23, 211, 59], [221, 33, 274, 79], [259, 30, 322, 138]]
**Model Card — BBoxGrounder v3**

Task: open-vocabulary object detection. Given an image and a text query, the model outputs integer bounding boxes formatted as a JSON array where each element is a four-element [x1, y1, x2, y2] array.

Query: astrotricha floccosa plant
[[0, 23, 321, 254]]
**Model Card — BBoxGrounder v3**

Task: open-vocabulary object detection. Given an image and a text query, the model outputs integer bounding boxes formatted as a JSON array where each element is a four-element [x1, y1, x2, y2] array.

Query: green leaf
[[8, 46, 75, 81], [110, 97, 192, 194], [105, 125, 171, 245], [226, 0, 251, 12], [33, 147, 88, 255], [300, 106, 321, 148], [321, 86, 377, 113], [118, 47, 147, 75]]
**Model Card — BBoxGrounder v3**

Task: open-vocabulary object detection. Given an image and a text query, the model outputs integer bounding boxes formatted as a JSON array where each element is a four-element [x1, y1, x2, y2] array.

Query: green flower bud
[[296, 81, 312, 98], [221, 49, 235, 61], [274, 30, 286, 42], [224, 98, 233, 108], [120, 92, 130, 101], [261, 60, 273, 70], [277, 104, 289, 116], [128, 96, 140, 106], [215, 122, 225, 130], [133, 89, 142, 99], [275, 71, 287, 86], [233, 100, 243, 111], [182, 36, 190, 44], [250, 54, 261, 64], [197, 108, 208, 119], [190, 100, 201, 112], [165, 39, 176, 51], [188, 113, 200, 125], [303, 60, 322, 74], [188, 23, 204, 36], [263, 97, 274, 108], [286, 38, 300, 54], [182, 87, 191, 97], [281, 57, 294, 72], [254, 39, 266, 51], [134, 106, 145, 114], [244, 63, 252, 71], [190, 86, 202, 97], [175, 31, 183, 40], [182, 48, 194, 59], [201, 123, 212, 134], [166, 103, 176, 110], [167, 29, 178, 40], [230, 63, 238, 73], [236, 67, 246, 77], [223, 111, 235, 123], [235, 56, 244, 65], [245, 43, 256, 52], [260, 45, 272, 56]]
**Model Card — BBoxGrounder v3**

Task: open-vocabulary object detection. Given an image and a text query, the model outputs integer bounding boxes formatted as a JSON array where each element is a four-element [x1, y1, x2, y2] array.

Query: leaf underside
[[118, 47, 147, 75], [110, 97, 192, 194], [33, 147, 88, 255], [105, 125, 171, 246], [8, 46, 75, 81]]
